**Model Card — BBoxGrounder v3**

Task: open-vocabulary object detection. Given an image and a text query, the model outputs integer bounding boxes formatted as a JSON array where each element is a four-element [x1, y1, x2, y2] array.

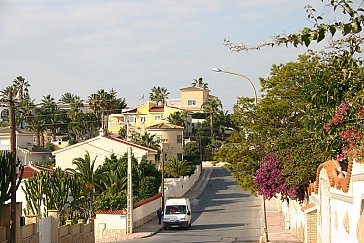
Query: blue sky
[[0, 0, 334, 111]]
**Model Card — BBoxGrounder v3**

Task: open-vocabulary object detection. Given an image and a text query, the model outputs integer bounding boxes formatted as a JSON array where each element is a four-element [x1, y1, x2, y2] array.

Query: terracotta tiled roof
[[19, 164, 53, 179], [301, 203, 316, 213], [123, 108, 137, 114], [106, 137, 158, 153], [95, 209, 126, 215], [149, 106, 164, 112], [146, 123, 184, 130], [308, 159, 353, 195], [134, 193, 161, 209], [165, 105, 187, 111]]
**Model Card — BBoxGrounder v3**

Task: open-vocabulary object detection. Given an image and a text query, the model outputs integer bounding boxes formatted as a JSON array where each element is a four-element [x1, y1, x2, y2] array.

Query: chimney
[[99, 128, 105, 136], [26, 142, 33, 151]]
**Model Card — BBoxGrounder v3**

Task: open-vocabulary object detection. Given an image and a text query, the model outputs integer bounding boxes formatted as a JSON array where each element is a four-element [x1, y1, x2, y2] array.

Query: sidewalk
[[113, 166, 302, 242], [262, 198, 302, 243]]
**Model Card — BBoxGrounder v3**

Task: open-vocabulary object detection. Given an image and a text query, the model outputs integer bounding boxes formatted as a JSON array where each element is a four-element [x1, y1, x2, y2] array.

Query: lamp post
[[212, 68, 268, 242], [212, 68, 258, 105]]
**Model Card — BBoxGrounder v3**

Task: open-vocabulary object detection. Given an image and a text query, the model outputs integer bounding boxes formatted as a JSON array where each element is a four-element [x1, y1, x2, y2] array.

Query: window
[[188, 100, 196, 106], [140, 116, 147, 123], [127, 115, 136, 124], [155, 115, 162, 121], [177, 135, 182, 143], [177, 153, 183, 161], [155, 136, 161, 143], [0, 109, 9, 120]]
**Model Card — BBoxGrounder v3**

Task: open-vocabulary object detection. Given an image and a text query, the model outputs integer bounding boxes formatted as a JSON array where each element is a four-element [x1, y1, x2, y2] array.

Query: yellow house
[[168, 86, 215, 113], [146, 123, 184, 161], [108, 114, 126, 136], [108, 101, 188, 136]]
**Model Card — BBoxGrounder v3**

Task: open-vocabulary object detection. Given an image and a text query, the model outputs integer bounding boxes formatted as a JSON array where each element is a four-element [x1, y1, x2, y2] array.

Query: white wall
[[54, 136, 155, 170], [94, 164, 202, 238]]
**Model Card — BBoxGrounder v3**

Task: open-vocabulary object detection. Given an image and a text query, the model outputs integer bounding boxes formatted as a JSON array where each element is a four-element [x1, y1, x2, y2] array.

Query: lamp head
[[211, 68, 222, 72]]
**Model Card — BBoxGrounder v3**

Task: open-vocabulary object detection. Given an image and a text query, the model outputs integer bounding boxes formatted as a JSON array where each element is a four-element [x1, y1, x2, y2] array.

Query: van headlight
[[180, 218, 185, 221], [164, 218, 170, 222]]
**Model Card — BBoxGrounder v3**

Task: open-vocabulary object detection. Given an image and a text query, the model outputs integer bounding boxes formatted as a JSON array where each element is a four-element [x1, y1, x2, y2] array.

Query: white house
[[0, 127, 53, 165], [52, 135, 158, 170]]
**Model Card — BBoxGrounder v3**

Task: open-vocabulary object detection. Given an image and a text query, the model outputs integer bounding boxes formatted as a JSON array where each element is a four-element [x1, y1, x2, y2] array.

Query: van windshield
[[165, 205, 187, 215]]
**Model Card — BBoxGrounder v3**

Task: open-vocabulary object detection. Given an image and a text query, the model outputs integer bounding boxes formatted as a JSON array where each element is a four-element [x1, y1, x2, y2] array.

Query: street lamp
[[211, 68, 258, 105], [212, 68, 268, 242]]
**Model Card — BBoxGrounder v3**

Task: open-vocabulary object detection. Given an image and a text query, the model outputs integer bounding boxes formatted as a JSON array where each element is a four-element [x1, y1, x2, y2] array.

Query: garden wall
[[94, 164, 202, 242]]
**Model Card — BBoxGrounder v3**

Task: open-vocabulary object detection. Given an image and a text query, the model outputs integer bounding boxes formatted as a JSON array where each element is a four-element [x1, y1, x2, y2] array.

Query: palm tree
[[67, 151, 99, 214], [41, 95, 69, 142], [215, 110, 231, 141], [202, 97, 222, 137], [17, 97, 35, 128], [41, 95, 57, 113], [149, 86, 170, 106], [59, 92, 84, 119], [167, 111, 189, 127], [88, 89, 127, 133], [165, 159, 190, 178], [59, 92, 74, 104], [129, 132, 160, 150], [192, 77, 208, 89], [98, 170, 127, 194], [13, 76, 30, 102], [28, 108, 46, 146]]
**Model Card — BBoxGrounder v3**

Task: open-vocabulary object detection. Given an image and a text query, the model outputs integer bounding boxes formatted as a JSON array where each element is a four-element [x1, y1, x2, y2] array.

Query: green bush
[[94, 191, 127, 211]]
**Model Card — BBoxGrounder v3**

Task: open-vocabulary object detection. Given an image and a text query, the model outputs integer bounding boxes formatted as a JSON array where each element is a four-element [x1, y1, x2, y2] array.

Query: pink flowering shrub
[[324, 99, 364, 162], [253, 153, 287, 200]]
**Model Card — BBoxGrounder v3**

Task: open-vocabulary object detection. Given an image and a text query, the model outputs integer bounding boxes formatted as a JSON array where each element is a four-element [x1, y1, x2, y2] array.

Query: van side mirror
[[187, 211, 191, 215]]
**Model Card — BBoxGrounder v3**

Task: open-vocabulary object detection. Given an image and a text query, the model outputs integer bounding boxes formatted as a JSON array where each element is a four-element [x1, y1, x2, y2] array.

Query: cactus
[[22, 171, 45, 217], [0, 151, 23, 216], [22, 168, 85, 221]]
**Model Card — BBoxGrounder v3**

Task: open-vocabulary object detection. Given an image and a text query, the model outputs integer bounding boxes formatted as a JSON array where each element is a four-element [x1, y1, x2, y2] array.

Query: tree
[[59, 92, 84, 119], [202, 97, 222, 137], [129, 132, 161, 150], [214, 54, 320, 196], [68, 112, 100, 141], [88, 89, 127, 132], [165, 159, 193, 178], [183, 141, 201, 163], [192, 77, 208, 88], [13, 76, 30, 103], [66, 152, 100, 215], [17, 96, 35, 128], [41, 95, 69, 141], [224, 0, 364, 54], [149, 86, 170, 106], [167, 111, 188, 127], [94, 154, 161, 210], [0, 151, 23, 216]]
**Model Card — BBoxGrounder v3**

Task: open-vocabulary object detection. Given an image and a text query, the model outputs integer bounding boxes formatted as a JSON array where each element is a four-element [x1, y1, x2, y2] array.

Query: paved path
[[103, 166, 302, 242], [263, 197, 302, 243]]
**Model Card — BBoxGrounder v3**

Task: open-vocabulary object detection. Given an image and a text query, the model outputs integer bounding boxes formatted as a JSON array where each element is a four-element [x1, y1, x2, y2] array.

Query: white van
[[163, 197, 191, 229]]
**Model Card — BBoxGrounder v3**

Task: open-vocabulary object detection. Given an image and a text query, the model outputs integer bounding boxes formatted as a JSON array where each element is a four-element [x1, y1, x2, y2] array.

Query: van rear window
[[165, 205, 186, 214]]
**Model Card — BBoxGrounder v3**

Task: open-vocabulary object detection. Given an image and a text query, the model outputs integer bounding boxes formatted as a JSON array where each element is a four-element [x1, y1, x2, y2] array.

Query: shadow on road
[[192, 168, 254, 224]]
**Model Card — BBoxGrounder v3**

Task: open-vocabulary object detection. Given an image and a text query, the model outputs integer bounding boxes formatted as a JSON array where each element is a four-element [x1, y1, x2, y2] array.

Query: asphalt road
[[124, 168, 262, 243]]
